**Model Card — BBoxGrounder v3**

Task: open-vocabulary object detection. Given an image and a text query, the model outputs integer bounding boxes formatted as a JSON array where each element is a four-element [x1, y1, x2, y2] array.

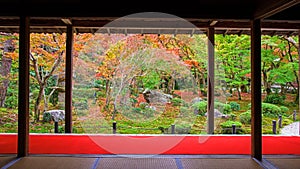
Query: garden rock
[[143, 89, 173, 104], [43, 109, 65, 122], [205, 109, 228, 118], [191, 97, 203, 104]]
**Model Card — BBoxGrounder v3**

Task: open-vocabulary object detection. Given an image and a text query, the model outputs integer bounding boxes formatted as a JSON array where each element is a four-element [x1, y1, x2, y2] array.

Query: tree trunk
[[282, 36, 299, 103], [105, 80, 111, 108], [262, 71, 271, 94], [237, 86, 242, 100], [0, 39, 14, 107], [34, 84, 45, 122], [240, 84, 248, 93], [43, 88, 48, 111]]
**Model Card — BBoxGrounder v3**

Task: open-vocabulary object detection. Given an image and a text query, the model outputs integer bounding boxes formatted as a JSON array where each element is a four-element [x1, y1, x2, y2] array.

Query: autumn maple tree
[[30, 33, 93, 122], [95, 34, 202, 119], [0, 33, 18, 107]]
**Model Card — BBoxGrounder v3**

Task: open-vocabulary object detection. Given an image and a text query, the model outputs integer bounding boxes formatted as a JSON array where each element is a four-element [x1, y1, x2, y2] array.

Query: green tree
[[215, 34, 250, 100], [261, 35, 298, 101]]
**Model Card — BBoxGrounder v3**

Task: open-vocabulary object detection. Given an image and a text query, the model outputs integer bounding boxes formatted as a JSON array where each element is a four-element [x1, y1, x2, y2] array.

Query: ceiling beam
[[0, 18, 299, 29], [209, 20, 218, 26], [254, 0, 300, 19], [61, 18, 72, 25]]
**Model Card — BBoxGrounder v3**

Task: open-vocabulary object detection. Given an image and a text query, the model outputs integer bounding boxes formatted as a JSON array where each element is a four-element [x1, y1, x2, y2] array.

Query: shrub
[[192, 101, 233, 115], [220, 120, 243, 134], [191, 101, 207, 115], [139, 102, 149, 109], [179, 107, 190, 114], [132, 107, 142, 113], [228, 113, 237, 120], [4, 87, 18, 109], [262, 103, 282, 117], [215, 102, 232, 114], [239, 111, 251, 124], [279, 106, 289, 114], [171, 98, 187, 106], [282, 118, 293, 126], [229, 101, 240, 111], [179, 107, 192, 116], [248, 103, 284, 118], [220, 120, 242, 128], [174, 124, 191, 134], [43, 112, 52, 122], [158, 125, 170, 133], [263, 93, 286, 104]]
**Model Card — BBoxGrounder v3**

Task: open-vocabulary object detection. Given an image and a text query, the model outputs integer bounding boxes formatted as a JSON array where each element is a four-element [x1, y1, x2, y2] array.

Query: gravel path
[[280, 122, 300, 135]]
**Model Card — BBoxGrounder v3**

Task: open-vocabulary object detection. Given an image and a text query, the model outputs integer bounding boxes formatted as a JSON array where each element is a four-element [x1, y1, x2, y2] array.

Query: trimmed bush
[[239, 111, 251, 124], [262, 103, 282, 117], [279, 106, 289, 114], [192, 101, 232, 115], [171, 98, 187, 106], [228, 113, 237, 120], [229, 101, 240, 111], [248, 103, 284, 118], [192, 101, 207, 115], [220, 120, 243, 134], [263, 93, 286, 104], [215, 102, 232, 114], [220, 120, 242, 128]]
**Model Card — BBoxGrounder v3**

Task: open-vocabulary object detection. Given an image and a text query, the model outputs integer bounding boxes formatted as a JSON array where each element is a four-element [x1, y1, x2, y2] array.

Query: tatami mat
[[2, 156, 300, 169], [96, 158, 178, 169], [0, 156, 16, 168], [267, 158, 300, 169], [7, 157, 96, 169], [180, 158, 263, 169]]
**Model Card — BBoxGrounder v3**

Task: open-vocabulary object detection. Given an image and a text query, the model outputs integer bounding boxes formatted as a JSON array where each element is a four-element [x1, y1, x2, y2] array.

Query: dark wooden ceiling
[[0, 0, 299, 35]]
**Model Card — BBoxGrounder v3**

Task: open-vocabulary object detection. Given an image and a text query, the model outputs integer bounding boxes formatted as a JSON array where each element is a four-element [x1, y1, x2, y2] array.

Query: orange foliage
[[96, 34, 196, 79]]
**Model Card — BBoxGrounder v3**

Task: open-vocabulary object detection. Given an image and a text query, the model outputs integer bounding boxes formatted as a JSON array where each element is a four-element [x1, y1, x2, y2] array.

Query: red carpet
[[1, 134, 300, 155]]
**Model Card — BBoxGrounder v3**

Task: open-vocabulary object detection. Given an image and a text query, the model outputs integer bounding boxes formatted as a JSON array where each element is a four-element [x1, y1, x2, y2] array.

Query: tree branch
[[30, 53, 42, 84], [282, 36, 299, 50], [44, 51, 63, 82]]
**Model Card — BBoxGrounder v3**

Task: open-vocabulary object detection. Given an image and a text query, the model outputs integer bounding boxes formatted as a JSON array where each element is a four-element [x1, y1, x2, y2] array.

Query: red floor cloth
[[1, 134, 299, 155]]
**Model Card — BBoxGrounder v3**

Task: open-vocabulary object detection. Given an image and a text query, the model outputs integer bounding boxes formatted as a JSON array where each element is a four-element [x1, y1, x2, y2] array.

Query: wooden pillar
[[65, 25, 74, 133], [298, 30, 300, 118], [207, 27, 215, 134], [251, 19, 262, 161], [18, 16, 30, 157]]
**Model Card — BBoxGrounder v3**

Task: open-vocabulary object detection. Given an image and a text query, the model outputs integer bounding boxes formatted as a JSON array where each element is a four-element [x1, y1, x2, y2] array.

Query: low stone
[[205, 109, 228, 118], [191, 97, 203, 104], [43, 109, 65, 122], [142, 89, 173, 104]]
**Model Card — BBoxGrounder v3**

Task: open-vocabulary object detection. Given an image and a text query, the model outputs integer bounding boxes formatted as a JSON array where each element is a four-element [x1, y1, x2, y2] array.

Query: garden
[[0, 32, 299, 135]]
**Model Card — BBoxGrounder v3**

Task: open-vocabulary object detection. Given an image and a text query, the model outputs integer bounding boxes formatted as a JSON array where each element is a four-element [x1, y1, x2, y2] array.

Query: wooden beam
[[254, 0, 300, 19], [65, 25, 74, 133], [209, 20, 218, 26], [18, 16, 30, 157], [1, 18, 300, 34], [251, 19, 262, 161], [61, 18, 72, 25], [207, 27, 215, 134]]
